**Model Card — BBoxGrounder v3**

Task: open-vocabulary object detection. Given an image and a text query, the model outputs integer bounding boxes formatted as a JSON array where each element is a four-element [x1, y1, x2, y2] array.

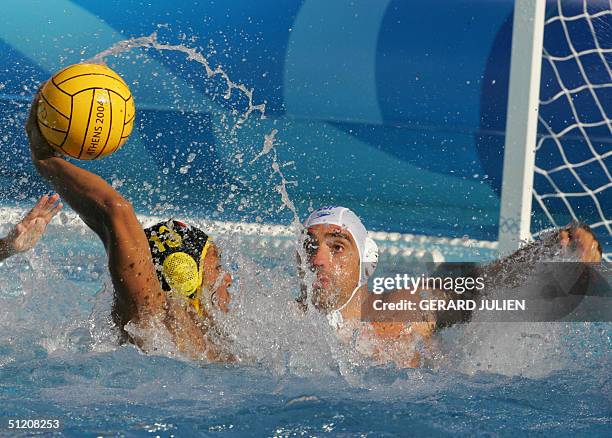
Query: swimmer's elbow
[[102, 193, 135, 220]]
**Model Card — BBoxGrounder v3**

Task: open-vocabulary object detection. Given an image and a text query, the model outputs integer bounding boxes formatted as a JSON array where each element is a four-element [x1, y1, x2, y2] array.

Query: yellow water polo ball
[[37, 63, 135, 160]]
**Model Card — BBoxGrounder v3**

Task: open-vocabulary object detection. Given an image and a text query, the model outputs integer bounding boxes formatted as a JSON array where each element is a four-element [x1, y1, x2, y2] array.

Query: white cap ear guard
[[361, 236, 379, 285]]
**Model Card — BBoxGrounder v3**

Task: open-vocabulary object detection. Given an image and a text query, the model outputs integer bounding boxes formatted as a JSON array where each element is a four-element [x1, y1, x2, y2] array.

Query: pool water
[[0, 219, 610, 437]]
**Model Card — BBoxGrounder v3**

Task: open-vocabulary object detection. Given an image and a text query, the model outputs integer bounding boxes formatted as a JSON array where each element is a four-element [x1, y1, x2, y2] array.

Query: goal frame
[[498, 0, 547, 255]]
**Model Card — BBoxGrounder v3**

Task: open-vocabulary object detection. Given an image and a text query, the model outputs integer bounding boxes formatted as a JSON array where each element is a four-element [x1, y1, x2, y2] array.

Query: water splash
[[250, 128, 278, 164], [87, 32, 266, 130], [87, 32, 303, 228], [86, 32, 333, 373]]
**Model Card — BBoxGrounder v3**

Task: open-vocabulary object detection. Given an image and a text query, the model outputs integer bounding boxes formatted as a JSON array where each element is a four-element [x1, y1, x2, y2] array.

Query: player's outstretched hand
[[3, 194, 63, 256], [25, 92, 60, 162], [559, 223, 602, 263]]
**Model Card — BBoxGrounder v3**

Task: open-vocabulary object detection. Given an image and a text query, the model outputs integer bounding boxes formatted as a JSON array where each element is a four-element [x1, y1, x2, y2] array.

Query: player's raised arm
[[25, 95, 220, 360], [26, 94, 166, 317]]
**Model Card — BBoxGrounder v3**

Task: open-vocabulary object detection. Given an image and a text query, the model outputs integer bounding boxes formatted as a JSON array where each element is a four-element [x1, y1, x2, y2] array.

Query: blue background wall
[[0, 0, 609, 250]]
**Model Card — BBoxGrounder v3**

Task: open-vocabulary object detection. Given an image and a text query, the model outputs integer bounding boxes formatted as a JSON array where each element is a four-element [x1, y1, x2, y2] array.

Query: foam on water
[[1, 215, 608, 376], [1, 229, 610, 434], [0, 218, 610, 434]]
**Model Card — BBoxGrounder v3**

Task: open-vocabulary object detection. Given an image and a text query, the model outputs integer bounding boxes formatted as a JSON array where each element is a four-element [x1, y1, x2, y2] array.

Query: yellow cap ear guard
[[162, 252, 201, 297], [161, 239, 212, 317]]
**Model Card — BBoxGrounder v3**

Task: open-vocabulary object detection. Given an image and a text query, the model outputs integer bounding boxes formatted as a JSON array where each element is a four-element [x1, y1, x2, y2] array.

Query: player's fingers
[[577, 232, 600, 263], [42, 193, 60, 212], [565, 228, 601, 263], [25, 91, 41, 132], [25, 87, 47, 142], [28, 193, 60, 219], [44, 201, 63, 222], [23, 194, 49, 220], [589, 241, 602, 263], [559, 230, 570, 248]]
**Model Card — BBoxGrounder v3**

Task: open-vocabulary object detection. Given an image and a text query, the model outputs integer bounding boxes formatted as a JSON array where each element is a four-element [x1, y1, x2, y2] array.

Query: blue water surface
[[0, 223, 610, 437]]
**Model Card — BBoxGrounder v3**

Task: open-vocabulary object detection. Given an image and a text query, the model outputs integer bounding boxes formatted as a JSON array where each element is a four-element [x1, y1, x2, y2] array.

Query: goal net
[[533, 0, 611, 261]]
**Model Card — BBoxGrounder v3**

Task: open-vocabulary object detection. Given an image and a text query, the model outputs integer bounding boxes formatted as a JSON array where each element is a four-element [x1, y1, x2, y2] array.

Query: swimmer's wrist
[[31, 147, 60, 164], [31, 155, 60, 179]]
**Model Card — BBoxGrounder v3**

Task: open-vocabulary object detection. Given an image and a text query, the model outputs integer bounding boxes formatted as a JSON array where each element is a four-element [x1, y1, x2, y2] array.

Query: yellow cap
[[162, 252, 201, 297]]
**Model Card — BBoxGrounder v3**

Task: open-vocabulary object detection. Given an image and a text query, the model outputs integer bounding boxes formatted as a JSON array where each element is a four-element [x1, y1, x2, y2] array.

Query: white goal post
[[498, 0, 547, 255]]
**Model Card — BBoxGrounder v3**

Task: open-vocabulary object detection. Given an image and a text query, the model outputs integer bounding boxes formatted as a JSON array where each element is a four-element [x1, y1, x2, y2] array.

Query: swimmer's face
[[304, 224, 360, 311], [199, 243, 232, 312]]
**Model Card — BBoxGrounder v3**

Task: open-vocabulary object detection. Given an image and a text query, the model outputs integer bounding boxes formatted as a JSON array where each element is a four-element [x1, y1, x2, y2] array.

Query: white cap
[[304, 206, 378, 286]]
